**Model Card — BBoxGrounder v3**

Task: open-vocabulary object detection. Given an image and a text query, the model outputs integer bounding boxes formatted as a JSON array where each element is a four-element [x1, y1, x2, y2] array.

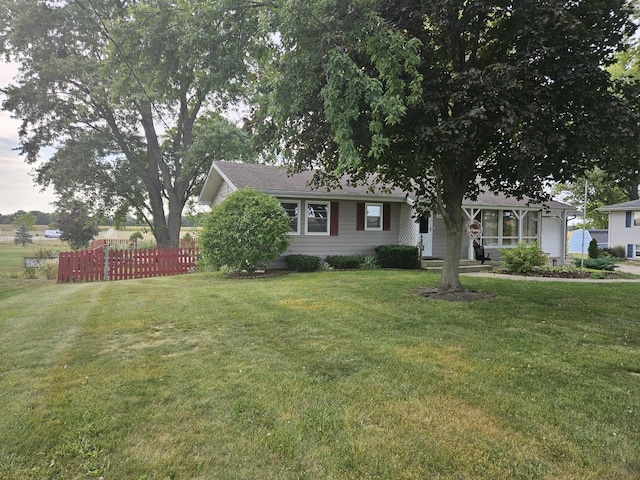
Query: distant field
[[0, 226, 200, 277], [0, 224, 200, 241]]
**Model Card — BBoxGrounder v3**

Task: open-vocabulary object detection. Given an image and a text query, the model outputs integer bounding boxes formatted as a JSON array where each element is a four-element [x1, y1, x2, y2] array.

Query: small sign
[[465, 220, 483, 240]]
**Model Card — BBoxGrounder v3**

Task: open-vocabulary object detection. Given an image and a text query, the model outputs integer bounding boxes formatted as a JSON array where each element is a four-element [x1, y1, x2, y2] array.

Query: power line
[[76, 0, 173, 132]]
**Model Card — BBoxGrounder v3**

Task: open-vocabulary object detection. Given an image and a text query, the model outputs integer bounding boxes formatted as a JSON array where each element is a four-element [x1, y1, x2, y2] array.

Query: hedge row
[[284, 244, 419, 272]]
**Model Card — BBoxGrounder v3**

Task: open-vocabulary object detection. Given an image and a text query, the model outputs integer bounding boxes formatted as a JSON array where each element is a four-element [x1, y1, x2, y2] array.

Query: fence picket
[[58, 245, 198, 282]]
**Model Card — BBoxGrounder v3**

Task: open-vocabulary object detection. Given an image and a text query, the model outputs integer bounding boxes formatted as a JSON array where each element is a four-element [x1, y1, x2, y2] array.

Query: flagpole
[[580, 179, 588, 269]]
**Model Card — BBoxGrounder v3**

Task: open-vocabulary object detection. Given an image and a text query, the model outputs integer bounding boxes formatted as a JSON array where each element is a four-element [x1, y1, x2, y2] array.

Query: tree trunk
[[436, 166, 471, 292], [440, 209, 465, 291], [166, 200, 184, 248]]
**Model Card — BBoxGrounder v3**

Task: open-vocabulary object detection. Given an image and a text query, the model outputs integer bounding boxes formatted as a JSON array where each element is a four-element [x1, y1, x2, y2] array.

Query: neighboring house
[[568, 229, 608, 255], [589, 229, 609, 249], [597, 200, 640, 259], [198, 161, 576, 267]]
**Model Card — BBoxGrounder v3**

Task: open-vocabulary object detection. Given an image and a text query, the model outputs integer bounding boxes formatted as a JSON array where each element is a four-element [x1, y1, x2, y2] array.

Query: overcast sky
[[0, 62, 56, 215]]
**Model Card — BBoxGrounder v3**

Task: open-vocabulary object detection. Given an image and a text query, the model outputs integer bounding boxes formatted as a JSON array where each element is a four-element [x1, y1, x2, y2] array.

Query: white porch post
[[462, 207, 478, 260]]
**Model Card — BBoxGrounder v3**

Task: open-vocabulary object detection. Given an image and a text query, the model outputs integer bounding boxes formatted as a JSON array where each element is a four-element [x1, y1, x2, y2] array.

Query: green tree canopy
[[56, 199, 100, 250], [1, 0, 260, 248], [552, 168, 629, 229], [200, 189, 291, 272], [254, 0, 635, 290], [12, 212, 36, 230]]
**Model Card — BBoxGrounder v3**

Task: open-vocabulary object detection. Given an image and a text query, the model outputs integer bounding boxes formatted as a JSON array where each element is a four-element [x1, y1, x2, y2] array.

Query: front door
[[420, 214, 433, 257]]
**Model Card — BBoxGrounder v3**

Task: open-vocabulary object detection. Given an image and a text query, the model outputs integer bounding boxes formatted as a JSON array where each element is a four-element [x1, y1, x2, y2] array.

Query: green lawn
[[0, 270, 638, 479], [0, 241, 66, 277]]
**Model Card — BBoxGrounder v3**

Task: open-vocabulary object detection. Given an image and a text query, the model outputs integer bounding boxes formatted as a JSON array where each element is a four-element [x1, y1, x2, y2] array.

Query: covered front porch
[[407, 203, 572, 265]]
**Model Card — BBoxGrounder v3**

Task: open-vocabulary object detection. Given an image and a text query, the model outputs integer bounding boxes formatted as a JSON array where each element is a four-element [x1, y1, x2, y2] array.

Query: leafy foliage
[[255, 0, 634, 290], [284, 255, 321, 272], [588, 239, 600, 259], [56, 200, 100, 250], [324, 255, 366, 270], [11, 213, 36, 230], [601, 246, 626, 259], [574, 257, 619, 271], [552, 168, 630, 228], [375, 244, 420, 269], [500, 242, 547, 274], [0, 0, 260, 247], [129, 231, 144, 242], [200, 189, 291, 272]]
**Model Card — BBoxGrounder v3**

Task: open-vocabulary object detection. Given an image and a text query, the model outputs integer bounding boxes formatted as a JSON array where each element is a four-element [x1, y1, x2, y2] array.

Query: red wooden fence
[[58, 247, 199, 282], [57, 249, 105, 283]]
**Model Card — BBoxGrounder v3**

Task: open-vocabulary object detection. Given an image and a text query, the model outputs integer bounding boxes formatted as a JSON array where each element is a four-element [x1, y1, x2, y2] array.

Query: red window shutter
[[383, 203, 391, 231], [356, 202, 365, 231], [330, 202, 339, 236]]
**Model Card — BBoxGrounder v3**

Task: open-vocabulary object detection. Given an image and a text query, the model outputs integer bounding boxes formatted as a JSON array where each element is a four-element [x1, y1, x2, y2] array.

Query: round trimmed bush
[[200, 189, 291, 271], [284, 254, 321, 272]]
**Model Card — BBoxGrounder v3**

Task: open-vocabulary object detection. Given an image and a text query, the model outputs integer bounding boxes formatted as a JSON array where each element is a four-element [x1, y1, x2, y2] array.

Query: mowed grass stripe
[[0, 271, 638, 479]]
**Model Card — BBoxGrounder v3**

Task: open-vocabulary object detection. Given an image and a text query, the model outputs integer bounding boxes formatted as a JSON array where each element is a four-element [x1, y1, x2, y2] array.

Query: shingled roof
[[199, 161, 409, 203], [199, 161, 575, 212], [597, 199, 640, 211]]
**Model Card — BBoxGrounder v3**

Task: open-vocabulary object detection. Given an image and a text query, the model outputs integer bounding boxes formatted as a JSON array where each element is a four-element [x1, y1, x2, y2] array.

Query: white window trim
[[482, 209, 539, 248], [365, 202, 383, 231], [305, 201, 330, 235], [279, 200, 300, 235], [633, 211, 640, 228]]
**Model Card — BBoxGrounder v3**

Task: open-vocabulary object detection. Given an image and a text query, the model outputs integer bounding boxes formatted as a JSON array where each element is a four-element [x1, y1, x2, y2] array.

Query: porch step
[[421, 259, 494, 273]]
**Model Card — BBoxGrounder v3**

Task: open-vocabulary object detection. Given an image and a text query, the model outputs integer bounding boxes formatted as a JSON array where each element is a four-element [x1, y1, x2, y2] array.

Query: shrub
[[129, 231, 144, 242], [39, 261, 58, 280], [375, 244, 420, 269], [601, 246, 626, 258], [574, 257, 619, 271], [588, 238, 599, 259], [200, 189, 291, 272], [359, 255, 379, 270], [23, 266, 38, 279], [284, 255, 321, 272], [500, 241, 547, 274], [324, 255, 365, 269]]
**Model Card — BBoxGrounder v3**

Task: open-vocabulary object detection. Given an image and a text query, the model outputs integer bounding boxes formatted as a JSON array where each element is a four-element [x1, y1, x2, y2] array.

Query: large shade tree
[[553, 42, 640, 226], [603, 44, 640, 201], [0, 0, 259, 247], [254, 0, 635, 290]]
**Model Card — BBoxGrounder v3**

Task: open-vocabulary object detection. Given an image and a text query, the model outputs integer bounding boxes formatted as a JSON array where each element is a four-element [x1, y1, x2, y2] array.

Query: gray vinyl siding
[[270, 200, 403, 268], [431, 214, 493, 261], [211, 182, 234, 206]]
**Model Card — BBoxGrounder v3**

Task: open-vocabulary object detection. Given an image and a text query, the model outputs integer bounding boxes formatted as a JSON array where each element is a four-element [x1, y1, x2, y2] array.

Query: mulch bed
[[501, 270, 619, 279]]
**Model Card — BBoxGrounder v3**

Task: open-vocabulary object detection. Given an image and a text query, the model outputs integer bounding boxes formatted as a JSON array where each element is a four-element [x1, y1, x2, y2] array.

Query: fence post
[[103, 245, 110, 281]]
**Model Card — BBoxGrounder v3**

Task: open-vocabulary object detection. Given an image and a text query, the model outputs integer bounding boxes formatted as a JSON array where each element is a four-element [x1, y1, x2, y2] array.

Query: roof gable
[[597, 199, 640, 211]]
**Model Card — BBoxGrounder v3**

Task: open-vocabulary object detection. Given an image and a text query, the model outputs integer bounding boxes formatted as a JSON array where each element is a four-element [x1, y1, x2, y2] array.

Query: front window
[[501, 210, 519, 246], [522, 211, 539, 243], [482, 210, 499, 247], [280, 201, 300, 234], [365, 203, 382, 231], [306, 202, 329, 234], [481, 209, 537, 247], [636, 245, 640, 257], [634, 212, 640, 227]]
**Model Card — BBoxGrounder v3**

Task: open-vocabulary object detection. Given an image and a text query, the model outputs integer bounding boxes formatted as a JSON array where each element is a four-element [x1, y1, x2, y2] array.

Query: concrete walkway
[[461, 261, 640, 283]]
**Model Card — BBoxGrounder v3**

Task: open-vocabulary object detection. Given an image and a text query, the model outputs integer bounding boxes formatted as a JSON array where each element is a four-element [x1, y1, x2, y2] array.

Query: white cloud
[[0, 61, 57, 214]]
